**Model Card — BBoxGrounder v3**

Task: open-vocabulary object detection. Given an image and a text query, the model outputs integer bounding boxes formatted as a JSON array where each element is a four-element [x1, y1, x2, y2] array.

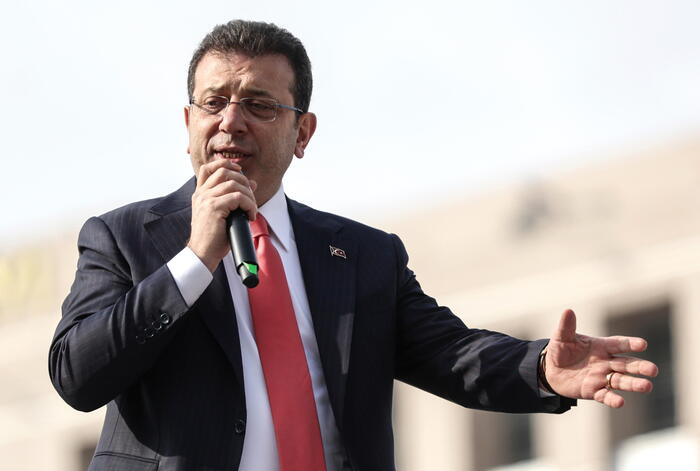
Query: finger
[[200, 167, 249, 190], [609, 357, 659, 377], [220, 192, 258, 220], [609, 372, 654, 393], [206, 177, 258, 219], [248, 180, 258, 220], [603, 336, 648, 355], [552, 309, 577, 343], [196, 159, 242, 187], [207, 179, 256, 202], [191, 190, 257, 223], [593, 388, 625, 408]]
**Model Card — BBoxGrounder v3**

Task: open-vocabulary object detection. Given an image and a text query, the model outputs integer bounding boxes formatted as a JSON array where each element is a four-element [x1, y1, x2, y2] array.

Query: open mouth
[[214, 150, 252, 160], [214, 151, 250, 159]]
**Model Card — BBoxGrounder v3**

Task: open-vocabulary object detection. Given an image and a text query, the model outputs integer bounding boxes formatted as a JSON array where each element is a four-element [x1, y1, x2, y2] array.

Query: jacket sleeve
[[391, 234, 575, 414], [48, 216, 191, 412]]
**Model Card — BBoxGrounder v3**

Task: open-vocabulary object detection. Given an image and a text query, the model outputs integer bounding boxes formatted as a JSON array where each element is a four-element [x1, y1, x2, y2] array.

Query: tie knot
[[249, 214, 270, 238]]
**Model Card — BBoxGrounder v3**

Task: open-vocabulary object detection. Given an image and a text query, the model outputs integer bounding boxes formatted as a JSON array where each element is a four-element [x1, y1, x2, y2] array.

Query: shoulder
[[94, 178, 194, 227], [79, 178, 194, 243], [286, 198, 407, 262], [74, 196, 166, 257], [287, 198, 398, 241], [97, 196, 162, 224]]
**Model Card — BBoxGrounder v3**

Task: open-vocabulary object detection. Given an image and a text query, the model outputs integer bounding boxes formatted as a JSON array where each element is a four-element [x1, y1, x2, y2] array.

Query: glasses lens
[[241, 98, 277, 122], [198, 96, 229, 115]]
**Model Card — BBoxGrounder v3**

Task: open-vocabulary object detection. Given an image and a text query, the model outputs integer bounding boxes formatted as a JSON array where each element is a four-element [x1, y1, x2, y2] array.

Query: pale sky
[[2, 0, 700, 248]]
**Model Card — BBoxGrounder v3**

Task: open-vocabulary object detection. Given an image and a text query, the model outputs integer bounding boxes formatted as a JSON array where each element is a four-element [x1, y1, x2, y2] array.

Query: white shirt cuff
[[167, 247, 214, 308]]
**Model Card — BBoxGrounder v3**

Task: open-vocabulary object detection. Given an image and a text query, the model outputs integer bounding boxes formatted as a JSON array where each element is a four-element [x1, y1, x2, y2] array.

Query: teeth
[[219, 151, 248, 158]]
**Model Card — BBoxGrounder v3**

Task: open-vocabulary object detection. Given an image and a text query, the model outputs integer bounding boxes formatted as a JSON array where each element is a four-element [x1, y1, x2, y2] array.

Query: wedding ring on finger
[[605, 372, 615, 390]]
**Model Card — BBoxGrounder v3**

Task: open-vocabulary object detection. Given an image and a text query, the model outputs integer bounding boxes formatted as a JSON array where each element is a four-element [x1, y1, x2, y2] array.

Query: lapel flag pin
[[329, 245, 347, 259]]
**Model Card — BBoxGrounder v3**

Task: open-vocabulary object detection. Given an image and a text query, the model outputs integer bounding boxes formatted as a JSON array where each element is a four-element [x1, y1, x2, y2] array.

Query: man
[[49, 20, 658, 471]]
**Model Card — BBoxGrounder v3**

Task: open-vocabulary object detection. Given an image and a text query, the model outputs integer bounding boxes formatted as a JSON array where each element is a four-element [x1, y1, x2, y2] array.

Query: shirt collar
[[258, 184, 292, 252]]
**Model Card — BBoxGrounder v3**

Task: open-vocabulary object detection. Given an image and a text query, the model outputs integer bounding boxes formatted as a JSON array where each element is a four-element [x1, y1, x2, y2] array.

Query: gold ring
[[605, 372, 614, 390]]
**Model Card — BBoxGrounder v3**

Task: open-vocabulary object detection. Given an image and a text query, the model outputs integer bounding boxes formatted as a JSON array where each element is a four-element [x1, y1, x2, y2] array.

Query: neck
[[255, 183, 282, 208]]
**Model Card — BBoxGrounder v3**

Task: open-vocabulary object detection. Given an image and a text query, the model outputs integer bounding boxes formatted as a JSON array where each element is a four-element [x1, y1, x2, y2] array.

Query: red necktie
[[247, 215, 327, 471]]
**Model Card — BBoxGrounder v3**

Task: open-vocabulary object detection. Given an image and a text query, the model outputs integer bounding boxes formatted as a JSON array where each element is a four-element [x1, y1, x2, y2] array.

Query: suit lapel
[[141, 184, 357, 422], [288, 199, 357, 430], [144, 177, 244, 387], [143, 178, 194, 264]]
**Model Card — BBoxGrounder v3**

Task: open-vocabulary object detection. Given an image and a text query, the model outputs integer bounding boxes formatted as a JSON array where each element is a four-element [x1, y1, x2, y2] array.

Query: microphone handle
[[227, 209, 259, 288]]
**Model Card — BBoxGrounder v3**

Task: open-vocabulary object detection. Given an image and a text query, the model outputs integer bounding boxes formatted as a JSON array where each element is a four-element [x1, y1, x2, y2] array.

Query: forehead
[[193, 52, 295, 100]]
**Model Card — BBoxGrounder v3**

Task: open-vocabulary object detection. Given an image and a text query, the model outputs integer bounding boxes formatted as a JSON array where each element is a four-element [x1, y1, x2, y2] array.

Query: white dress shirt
[[167, 185, 345, 471]]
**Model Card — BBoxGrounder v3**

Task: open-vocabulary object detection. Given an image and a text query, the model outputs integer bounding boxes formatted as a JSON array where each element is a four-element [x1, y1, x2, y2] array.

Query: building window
[[606, 301, 676, 449]]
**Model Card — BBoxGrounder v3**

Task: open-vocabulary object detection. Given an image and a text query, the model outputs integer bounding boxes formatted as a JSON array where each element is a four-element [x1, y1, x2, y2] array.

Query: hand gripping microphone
[[227, 209, 259, 288]]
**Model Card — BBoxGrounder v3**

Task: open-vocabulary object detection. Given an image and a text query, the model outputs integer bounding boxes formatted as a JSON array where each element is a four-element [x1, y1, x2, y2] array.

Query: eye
[[243, 98, 277, 118], [200, 96, 228, 113]]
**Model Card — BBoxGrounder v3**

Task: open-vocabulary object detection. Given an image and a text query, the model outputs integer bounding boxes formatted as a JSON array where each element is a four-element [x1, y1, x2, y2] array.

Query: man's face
[[185, 51, 316, 205]]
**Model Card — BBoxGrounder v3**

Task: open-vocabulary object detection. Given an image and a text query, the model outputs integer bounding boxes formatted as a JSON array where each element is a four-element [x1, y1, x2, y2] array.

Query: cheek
[[189, 123, 214, 150], [277, 127, 300, 156]]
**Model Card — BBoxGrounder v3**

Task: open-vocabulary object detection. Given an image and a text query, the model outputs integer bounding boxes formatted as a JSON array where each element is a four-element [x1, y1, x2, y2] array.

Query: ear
[[184, 106, 191, 154], [294, 112, 317, 159]]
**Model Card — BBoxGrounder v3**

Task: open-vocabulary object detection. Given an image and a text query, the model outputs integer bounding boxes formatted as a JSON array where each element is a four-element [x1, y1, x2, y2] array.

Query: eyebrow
[[199, 86, 275, 100], [242, 87, 275, 99]]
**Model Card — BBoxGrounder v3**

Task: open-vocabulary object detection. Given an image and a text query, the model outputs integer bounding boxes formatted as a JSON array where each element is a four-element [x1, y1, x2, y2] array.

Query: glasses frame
[[189, 96, 304, 123]]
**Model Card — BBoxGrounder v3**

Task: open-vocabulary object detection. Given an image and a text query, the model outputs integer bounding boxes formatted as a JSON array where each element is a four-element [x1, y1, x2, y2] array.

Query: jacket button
[[144, 327, 155, 338], [234, 419, 246, 434], [151, 320, 163, 332], [159, 313, 172, 325]]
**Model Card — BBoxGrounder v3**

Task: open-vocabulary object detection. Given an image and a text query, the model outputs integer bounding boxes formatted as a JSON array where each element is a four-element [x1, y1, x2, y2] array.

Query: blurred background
[[1, 1, 699, 469]]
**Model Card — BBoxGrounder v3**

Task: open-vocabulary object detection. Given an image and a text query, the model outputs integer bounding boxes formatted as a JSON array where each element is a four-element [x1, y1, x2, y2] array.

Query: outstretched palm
[[544, 309, 658, 408]]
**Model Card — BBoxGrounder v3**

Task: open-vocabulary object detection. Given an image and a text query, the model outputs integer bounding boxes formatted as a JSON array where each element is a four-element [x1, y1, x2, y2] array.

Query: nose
[[219, 101, 248, 135]]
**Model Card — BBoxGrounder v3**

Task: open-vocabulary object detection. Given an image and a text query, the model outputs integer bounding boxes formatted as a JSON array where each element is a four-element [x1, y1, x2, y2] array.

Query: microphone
[[227, 209, 259, 288]]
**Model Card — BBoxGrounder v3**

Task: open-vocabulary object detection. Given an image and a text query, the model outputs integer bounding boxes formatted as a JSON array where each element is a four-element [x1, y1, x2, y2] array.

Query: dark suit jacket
[[49, 178, 573, 471]]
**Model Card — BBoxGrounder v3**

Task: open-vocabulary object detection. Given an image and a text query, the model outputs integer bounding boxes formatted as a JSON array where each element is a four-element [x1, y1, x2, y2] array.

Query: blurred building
[[386, 136, 700, 470], [1, 136, 699, 470]]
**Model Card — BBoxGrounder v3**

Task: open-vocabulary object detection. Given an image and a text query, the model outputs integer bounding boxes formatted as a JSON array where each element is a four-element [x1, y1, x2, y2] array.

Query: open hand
[[544, 309, 659, 408]]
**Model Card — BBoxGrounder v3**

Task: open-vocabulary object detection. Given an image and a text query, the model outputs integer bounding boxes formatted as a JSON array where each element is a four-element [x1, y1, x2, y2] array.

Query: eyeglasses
[[189, 96, 304, 123]]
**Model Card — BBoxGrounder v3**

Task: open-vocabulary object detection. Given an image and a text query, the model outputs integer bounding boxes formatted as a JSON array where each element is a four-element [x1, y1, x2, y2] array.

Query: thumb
[[553, 309, 577, 343]]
